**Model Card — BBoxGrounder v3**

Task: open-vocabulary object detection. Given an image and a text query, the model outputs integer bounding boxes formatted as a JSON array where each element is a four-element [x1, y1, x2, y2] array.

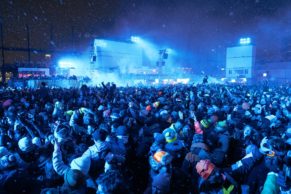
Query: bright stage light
[[263, 73, 267, 77], [130, 37, 158, 59], [230, 79, 236, 83], [131, 36, 141, 43], [240, 37, 251, 45], [94, 40, 107, 47], [58, 59, 75, 68]]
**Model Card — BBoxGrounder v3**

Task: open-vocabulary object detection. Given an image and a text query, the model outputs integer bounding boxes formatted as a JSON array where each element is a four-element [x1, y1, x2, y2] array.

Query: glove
[[259, 137, 271, 154], [32, 137, 42, 147], [178, 111, 183, 120]]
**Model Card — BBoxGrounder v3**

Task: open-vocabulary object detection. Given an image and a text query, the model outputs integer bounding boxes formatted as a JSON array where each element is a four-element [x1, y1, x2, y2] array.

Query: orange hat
[[196, 159, 215, 180], [153, 151, 167, 163], [146, 105, 152, 111]]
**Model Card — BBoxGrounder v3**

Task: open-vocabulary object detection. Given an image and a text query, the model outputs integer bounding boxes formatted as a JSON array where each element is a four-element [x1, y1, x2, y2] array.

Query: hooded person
[[69, 107, 94, 135], [150, 133, 166, 155], [17, 136, 40, 163], [208, 121, 230, 166], [0, 154, 17, 171], [41, 169, 87, 194], [53, 123, 76, 163], [52, 101, 65, 120], [228, 136, 286, 193], [162, 127, 186, 167], [51, 136, 93, 192], [149, 150, 173, 175], [169, 121, 183, 133], [96, 170, 129, 194], [181, 131, 211, 192], [106, 126, 129, 168], [196, 159, 240, 194]]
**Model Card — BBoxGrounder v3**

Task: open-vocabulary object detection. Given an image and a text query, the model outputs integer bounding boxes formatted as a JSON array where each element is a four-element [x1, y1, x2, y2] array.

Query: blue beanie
[[116, 125, 129, 136]]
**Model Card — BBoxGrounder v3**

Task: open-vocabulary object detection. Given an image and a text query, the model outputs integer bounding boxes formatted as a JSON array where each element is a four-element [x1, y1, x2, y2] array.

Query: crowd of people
[[0, 81, 290, 194]]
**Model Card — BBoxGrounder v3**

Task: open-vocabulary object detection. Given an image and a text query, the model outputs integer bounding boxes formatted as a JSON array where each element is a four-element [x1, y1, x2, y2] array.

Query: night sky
[[1, 0, 291, 69]]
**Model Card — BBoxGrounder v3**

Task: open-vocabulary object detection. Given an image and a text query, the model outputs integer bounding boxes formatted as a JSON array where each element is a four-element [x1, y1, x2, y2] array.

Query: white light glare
[[240, 37, 251, 45], [131, 36, 141, 43]]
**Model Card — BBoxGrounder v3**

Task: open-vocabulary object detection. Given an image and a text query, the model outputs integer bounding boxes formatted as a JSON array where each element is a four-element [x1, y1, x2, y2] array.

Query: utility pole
[[26, 24, 31, 65], [0, 21, 5, 83]]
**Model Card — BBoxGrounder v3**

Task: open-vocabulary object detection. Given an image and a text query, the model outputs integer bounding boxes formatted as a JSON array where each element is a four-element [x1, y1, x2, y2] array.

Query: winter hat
[[253, 104, 262, 115], [116, 125, 129, 136], [244, 110, 252, 118], [200, 119, 211, 129], [218, 120, 227, 127], [207, 107, 215, 116], [196, 159, 215, 180], [160, 110, 168, 116], [214, 120, 227, 132], [2, 99, 13, 108], [163, 128, 177, 143], [54, 124, 71, 142], [0, 154, 16, 170], [92, 129, 108, 141], [153, 101, 160, 108], [160, 112, 171, 122], [98, 123, 110, 133], [243, 125, 253, 138], [173, 121, 183, 131], [70, 154, 91, 175], [210, 114, 219, 123], [153, 133, 165, 144], [181, 125, 191, 137], [65, 110, 74, 116], [146, 105, 152, 111], [242, 102, 250, 110], [55, 101, 63, 109], [64, 169, 86, 189], [18, 137, 34, 152], [110, 112, 120, 120], [32, 137, 42, 147], [265, 115, 277, 124], [103, 110, 111, 118], [222, 105, 230, 113], [260, 98, 267, 105], [98, 105, 105, 111], [171, 111, 179, 121]]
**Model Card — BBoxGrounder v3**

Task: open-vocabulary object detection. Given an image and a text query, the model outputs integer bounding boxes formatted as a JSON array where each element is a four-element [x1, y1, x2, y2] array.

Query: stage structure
[[91, 39, 144, 74], [226, 38, 255, 82]]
